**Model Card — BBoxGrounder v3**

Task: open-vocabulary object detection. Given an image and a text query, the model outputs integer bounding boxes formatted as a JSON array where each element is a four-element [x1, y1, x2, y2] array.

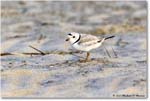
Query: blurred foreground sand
[[1, 1, 147, 98]]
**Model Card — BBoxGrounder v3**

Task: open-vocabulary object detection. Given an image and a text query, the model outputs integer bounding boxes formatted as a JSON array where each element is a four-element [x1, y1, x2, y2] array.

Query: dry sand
[[1, 1, 147, 98]]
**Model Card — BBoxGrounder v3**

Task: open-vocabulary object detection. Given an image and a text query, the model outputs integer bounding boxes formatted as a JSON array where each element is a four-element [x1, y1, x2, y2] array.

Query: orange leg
[[79, 52, 90, 62], [80, 52, 90, 62], [85, 52, 90, 62]]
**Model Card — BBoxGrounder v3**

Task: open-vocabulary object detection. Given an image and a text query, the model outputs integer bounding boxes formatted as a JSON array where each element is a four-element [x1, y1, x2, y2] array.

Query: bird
[[65, 32, 115, 62]]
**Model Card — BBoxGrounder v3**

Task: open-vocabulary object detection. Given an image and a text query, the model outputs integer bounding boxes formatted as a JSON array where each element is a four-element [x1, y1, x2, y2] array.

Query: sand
[[1, 1, 147, 98]]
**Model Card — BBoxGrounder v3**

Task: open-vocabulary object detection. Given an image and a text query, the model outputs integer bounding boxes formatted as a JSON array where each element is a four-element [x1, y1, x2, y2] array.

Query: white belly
[[73, 42, 102, 52]]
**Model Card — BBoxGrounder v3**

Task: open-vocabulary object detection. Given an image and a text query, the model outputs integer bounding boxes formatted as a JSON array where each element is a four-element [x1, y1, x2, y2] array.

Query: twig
[[0, 51, 81, 56], [0, 53, 13, 56], [0, 52, 46, 56], [103, 46, 111, 58], [111, 47, 118, 58], [29, 45, 46, 55]]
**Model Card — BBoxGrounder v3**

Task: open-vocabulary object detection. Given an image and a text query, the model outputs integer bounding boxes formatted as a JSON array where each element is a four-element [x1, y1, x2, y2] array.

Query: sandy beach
[[1, 1, 147, 98]]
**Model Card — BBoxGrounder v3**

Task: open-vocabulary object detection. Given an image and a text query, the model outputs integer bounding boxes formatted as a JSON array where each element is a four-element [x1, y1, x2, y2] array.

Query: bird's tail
[[105, 36, 115, 40], [97, 36, 115, 43]]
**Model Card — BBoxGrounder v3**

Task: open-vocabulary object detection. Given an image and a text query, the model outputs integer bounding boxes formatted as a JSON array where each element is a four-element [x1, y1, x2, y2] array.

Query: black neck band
[[73, 34, 81, 45]]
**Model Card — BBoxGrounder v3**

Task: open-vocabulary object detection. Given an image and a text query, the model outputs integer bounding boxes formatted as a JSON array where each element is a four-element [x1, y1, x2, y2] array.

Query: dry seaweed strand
[[0, 53, 13, 56], [29, 45, 46, 55], [0, 51, 80, 56], [0, 45, 97, 59], [103, 45, 111, 58], [111, 47, 118, 58]]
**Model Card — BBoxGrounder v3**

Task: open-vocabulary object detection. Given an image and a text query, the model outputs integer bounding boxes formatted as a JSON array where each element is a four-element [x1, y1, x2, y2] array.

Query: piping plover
[[65, 32, 115, 62]]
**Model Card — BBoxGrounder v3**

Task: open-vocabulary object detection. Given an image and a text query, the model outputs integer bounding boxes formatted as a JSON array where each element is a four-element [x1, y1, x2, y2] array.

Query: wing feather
[[78, 34, 99, 47]]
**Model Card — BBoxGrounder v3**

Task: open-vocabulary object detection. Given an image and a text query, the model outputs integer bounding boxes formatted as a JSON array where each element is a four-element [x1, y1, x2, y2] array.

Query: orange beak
[[65, 38, 70, 41]]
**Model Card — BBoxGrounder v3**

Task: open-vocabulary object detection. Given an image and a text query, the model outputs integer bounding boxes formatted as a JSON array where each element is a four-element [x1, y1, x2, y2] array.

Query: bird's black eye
[[68, 33, 72, 36], [73, 36, 75, 38]]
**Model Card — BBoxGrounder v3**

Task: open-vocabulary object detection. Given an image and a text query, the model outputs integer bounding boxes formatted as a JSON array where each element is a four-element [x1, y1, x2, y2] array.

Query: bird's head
[[65, 32, 80, 44]]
